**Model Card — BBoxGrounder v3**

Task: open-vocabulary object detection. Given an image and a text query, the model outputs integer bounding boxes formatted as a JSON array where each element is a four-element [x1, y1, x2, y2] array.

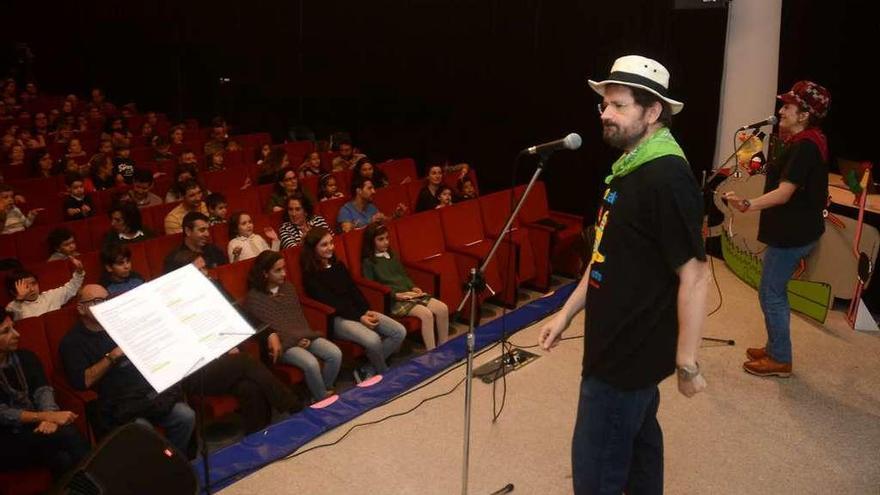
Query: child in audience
[[245, 251, 342, 402], [227, 211, 280, 262], [84, 153, 117, 192], [318, 174, 343, 202], [4, 258, 85, 320], [206, 193, 228, 225], [435, 185, 454, 209], [458, 176, 477, 200], [47, 228, 80, 261], [99, 243, 145, 296], [300, 227, 406, 382], [298, 151, 322, 178], [352, 158, 389, 189], [361, 222, 449, 349], [1, 184, 43, 234], [62, 172, 94, 221], [205, 149, 225, 172], [112, 142, 136, 184]]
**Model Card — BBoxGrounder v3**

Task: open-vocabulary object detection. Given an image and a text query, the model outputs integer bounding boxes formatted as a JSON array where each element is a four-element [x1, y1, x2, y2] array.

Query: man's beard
[[602, 122, 648, 151]]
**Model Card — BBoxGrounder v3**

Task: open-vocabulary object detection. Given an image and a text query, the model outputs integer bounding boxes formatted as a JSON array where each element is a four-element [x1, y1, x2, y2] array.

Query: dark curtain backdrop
[[5, 0, 730, 216]]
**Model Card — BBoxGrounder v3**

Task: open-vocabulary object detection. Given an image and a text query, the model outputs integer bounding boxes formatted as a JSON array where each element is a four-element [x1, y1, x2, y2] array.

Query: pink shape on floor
[[356, 374, 383, 387], [310, 394, 339, 409]]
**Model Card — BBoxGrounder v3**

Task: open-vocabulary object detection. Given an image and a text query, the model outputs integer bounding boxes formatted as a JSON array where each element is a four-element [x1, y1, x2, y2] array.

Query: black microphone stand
[[455, 151, 555, 495]]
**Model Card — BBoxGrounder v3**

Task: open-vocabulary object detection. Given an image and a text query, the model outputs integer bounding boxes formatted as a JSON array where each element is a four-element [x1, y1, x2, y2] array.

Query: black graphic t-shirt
[[583, 155, 706, 389]]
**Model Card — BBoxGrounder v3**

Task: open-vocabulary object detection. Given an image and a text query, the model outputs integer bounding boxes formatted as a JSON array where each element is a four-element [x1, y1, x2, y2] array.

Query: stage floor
[[221, 259, 880, 495]]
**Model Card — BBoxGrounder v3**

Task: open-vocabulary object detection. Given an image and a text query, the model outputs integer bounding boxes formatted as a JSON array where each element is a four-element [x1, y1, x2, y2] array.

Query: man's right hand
[[360, 313, 379, 329], [108, 347, 125, 360], [538, 314, 569, 351]]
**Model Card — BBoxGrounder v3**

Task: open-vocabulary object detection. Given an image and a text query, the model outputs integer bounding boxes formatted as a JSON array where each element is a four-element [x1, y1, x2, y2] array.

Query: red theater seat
[[515, 182, 585, 276], [378, 158, 418, 186], [479, 189, 548, 291]]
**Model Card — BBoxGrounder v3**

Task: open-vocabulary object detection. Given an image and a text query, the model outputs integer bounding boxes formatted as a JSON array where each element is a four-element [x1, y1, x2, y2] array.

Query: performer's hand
[[267, 333, 282, 364], [108, 347, 125, 361], [538, 314, 568, 351], [34, 421, 58, 435], [677, 372, 707, 398], [722, 192, 749, 212]]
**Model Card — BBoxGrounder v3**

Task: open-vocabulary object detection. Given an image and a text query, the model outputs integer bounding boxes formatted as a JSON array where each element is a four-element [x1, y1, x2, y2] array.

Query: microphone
[[737, 115, 778, 131], [522, 133, 582, 155]]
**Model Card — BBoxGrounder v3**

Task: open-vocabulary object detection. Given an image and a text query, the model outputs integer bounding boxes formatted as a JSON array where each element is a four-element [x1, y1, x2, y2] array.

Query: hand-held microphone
[[737, 116, 778, 131], [522, 133, 582, 155]]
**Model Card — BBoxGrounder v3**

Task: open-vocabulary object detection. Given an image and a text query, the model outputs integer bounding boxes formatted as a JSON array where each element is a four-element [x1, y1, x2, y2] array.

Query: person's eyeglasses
[[597, 102, 631, 115], [79, 298, 106, 306]]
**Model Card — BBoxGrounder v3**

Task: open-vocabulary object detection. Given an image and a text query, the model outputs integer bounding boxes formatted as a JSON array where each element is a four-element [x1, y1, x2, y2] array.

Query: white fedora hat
[[588, 55, 684, 115]]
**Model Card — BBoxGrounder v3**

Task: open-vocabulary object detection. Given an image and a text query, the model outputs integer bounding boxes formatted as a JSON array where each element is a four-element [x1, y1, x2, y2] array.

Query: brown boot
[[746, 347, 767, 361], [743, 356, 792, 377]]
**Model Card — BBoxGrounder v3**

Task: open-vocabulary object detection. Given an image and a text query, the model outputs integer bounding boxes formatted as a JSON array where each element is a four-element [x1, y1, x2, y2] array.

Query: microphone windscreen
[[564, 133, 583, 150], [767, 115, 778, 126]]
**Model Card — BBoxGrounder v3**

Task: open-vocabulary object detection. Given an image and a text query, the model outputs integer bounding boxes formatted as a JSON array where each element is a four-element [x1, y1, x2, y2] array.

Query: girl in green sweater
[[361, 222, 449, 349]]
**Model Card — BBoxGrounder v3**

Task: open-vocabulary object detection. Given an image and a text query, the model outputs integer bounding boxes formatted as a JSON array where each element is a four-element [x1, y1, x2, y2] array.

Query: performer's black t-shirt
[[583, 155, 706, 390], [758, 139, 827, 247]]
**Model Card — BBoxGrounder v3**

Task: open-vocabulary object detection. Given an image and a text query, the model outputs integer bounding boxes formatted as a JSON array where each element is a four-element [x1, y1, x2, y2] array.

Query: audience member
[[435, 185, 454, 209], [99, 244, 145, 296], [163, 251, 304, 433], [1, 184, 43, 234], [164, 180, 208, 234], [126, 168, 163, 208], [258, 147, 288, 185], [164, 164, 200, 203], [267, 167, 312, 212], [415, 165, 445, 212], [227, 211, 279, 262], [62, 172, 94, 221], [112, 142, 136, 184], [318, 174, 344, 202], [5, 259, 85, 321], [301, 227, 405, 382], [361, 222, 449, 349], [0, 312, 90, 479], [352, 158, 389, 188], [337, 177, 387, 233], [103, 202, 153, 248], [279, 193, 329, 249], [246, 251, 341, 402], [59, 285, 194, 454], [206, 192, 228, 225], [298, 151, 322, 178], [331, 139, 365, 171], [163, 212, 228, 271], [47, 227, 80, 261], [84, 153, 117, 193]]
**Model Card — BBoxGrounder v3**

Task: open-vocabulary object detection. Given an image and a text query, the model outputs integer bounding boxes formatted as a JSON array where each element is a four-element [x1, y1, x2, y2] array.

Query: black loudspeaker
[[674, 0, 730, 9], [55, 422, 198, 495]]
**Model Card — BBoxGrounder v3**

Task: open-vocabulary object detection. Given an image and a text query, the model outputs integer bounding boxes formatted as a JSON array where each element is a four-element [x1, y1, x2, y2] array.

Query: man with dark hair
[[164, 180, 208, 234], [163, 211, 227, 272], [337, 177, 385, 233], [59, 284, 194, 455], [127, 168, 163, 208], [331, 139, 365, 172], [538, 55, 709, 495]]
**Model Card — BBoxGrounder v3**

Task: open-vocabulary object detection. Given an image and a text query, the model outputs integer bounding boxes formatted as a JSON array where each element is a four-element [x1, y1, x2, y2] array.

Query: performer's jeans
[[135, 402, 195, 455], [759, 242, 816, 364], [332, 314, 406, 373], [571, 376, 662, 495], [281, 337, 343, 401]]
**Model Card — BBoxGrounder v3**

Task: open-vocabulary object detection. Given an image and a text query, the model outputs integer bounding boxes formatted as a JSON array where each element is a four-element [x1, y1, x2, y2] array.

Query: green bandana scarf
[[605, 127, 687, 184]]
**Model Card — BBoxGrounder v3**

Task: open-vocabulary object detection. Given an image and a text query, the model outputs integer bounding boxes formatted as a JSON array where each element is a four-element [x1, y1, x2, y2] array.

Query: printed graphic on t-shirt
[[589, 187, 616, 288]]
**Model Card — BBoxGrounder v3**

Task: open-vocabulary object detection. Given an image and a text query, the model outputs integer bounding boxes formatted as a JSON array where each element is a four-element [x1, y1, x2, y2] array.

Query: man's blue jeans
[[135, 401, 195, 455], [759, 242, 816, 364], [572, 376, 663, 495]]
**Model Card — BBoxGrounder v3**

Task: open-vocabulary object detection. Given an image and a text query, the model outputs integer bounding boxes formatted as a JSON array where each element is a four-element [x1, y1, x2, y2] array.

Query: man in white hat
[[539, 55, 710, 494]]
